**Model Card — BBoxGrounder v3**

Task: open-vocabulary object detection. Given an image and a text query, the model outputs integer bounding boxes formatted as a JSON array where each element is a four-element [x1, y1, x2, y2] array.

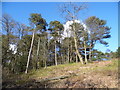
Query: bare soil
[[2, 59, 118, 89]]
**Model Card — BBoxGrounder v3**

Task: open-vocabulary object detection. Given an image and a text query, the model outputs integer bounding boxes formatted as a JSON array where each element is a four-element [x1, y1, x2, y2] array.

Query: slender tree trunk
[[85, 47, 87, 63], [44, 37, 47, 68], [44, 51, 47, 68], [74, 37, 84, 64], [84, 41, 88, 64], [36, 37, 40, 69], [32, 47, 36, 70], [70, 44, 72, 62], [73, 21, 84, 64], [44, 59, 47, 68], [25, 30, 35, 74], [44, 48, 47, 68], [62, 53, 63, 64], [89, 43, 92, 62], [47, 35, 50, 66], [55, 40, 57, 66], [68, 45, 70, 63], [11, 59, 14, 73], [76, 54, 78, 63], [70, 55, 72, 62]]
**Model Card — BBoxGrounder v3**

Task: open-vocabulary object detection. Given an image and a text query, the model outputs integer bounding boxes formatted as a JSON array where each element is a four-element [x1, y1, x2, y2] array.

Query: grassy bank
[[3, 58, 118, 88]]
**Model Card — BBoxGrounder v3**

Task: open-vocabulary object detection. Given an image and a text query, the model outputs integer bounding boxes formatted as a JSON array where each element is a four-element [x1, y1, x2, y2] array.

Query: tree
[[117, 47, 120, 58], [49, 21, 64, 66], [2, 14, 17, 72], [15, 35, 32, 73], [70, 22, 85, 64], [109, 47, 120, 59], [2, 14, 16, 52], [16, 22, 27, 40], [35, 15, 47, 69], [60, 3, 87, 64], [62, 37, 71, 63], [85, 16, 111, 61], [25, 13, 47, 73], [36, 32, 48, 68], [80, 27, 89, 63], [92, 50, 108, 61]]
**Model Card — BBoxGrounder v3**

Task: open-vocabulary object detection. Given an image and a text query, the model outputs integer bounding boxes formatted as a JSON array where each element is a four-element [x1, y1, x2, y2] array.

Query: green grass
[[28, 62, 84, 78], [26, 59, 117, 77], [91, 59, 118, 75]]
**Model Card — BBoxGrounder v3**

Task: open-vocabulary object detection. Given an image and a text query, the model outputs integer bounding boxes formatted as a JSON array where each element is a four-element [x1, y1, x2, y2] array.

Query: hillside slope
[[2, 59, 118, 88]]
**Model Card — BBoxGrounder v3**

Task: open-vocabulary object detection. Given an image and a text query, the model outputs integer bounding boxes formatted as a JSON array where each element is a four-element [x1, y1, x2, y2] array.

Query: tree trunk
[[62, 53, 63, 64], [36, 37, 40, 69], [74, 37, 84, 64], [25, 30, 35, 74], [68, 45, 70, 63], [70, 44, 72, 62], [32, 47, 36, 70], [44, 57, 47, 68], [89, 43, 92, 62], [73, 37, 84, 64], [84, 41, 88, 64], [73, 21, 84, 64], [76, 54, 78, 63], [55, 40, 57, 66], [44, 37, 47, 68]]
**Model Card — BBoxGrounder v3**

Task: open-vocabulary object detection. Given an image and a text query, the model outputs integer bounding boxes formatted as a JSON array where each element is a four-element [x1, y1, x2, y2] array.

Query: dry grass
[[2, 59, 118, 88]]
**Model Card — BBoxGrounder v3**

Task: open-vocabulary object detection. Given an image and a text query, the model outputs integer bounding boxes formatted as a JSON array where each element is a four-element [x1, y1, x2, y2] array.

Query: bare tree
[[59, 3, 87, 64]]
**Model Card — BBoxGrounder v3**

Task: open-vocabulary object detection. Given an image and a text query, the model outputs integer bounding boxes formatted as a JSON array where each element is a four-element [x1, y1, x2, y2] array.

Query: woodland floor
[[2, 59, 119, 89]]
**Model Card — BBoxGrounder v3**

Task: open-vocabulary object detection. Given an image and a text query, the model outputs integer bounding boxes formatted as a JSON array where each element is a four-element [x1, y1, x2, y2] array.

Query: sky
[[2, 2, 118, 53]]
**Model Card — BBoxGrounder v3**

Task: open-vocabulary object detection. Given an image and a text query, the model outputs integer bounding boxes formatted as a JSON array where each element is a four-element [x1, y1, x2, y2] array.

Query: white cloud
[[62, 20, 89, 39], [9, 44, 17, 54]]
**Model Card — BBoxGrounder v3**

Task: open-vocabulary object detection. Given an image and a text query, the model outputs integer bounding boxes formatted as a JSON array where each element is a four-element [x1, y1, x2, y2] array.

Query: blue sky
[[2, 2, 118, 52]]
